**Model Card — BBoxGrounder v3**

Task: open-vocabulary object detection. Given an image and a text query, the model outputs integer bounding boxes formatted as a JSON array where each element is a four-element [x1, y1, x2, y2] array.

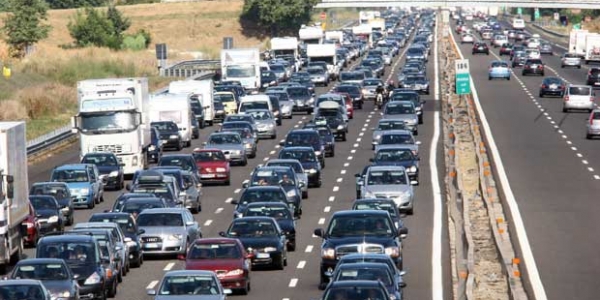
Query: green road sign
[[517, 7, 522, 15], [455, 73, 471, 95], [534, 9, 540, 20]]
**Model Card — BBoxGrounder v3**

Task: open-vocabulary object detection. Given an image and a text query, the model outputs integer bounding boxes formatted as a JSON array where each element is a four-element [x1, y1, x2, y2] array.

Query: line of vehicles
[[455, 11, 600, 141], [0, 7, 436, 300]]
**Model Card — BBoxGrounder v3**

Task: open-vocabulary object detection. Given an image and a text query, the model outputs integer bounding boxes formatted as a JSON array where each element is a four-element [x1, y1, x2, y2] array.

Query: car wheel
[[108, 279, 117, 297], [418, 116, 423, 124], [561, 65, 565, 68], [117, 268, 123, 283], [239, 282, 250, 295], [68, 214, 74, 226], [302, 191, 308, 199], [342, 133, 347, 141], [224, 179, 231, 186], [488, 76, 492, 80], [578, 65, 582, 69], [414, 129, 418, 136], [87, 201, 94, 209], [507, 76, 510, 80], [562, 107, 568, 113], [271, 134, 277, 140], [587, 133, 592, 139], [241, 159, 248, 166], [539, 92, 544, 98], [274, 255, 285, 270]]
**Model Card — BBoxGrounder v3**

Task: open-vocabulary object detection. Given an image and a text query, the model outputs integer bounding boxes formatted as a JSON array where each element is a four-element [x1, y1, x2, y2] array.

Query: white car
[[525, 48, 541, 59], [527, 38, 541, 49], [493, 35, 509, 47], [461, 34, 475, 44]]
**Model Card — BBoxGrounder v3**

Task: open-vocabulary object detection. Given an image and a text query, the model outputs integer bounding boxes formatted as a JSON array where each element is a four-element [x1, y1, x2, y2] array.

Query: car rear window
[[491, 62, 508, 68], [590, 68, 600, 75], [569, 86, 591, 95], [564, 53, 579, 58], [593, 112, 600, 120]]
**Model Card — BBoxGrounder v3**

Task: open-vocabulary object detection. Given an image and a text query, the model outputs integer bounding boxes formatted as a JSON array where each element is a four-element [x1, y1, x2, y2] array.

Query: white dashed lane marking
[[297, 261, 306, 269], [204, 220, 213, 226], [305, 245, 314, 253], [289, 278, 298, 288]]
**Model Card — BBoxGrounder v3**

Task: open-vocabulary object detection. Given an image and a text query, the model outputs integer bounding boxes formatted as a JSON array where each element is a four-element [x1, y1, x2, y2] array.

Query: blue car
[[488, 60, 511, 80], [50, 164, 104, 209]]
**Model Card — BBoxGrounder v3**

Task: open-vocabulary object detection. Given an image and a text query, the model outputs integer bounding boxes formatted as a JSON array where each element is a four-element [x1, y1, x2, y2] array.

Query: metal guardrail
[[530, 22, 569, 38], [162, 59, 221, 78]]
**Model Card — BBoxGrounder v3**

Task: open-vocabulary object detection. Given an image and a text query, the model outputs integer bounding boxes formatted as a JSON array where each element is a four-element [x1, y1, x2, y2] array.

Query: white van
[[149, 93, 193, 147], [238, 94, 273, 114], [512, 18, 525, 30], [168, 79, 215, 126]]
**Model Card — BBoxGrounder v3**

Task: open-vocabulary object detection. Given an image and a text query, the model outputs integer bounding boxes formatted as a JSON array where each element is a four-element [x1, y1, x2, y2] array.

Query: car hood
[[42, 280, 75, 295], [364, 184, 412, 194], [66, 182, 91, 189], [301, 161, 320, 171], [159, 131, 179, 138], [97, 165, 119, 175], [185, 258, 243, 271], [237, 236, 281, 249], [289, 95, 311, 101], [205, 144, 244, 151], [69, 263, 97, 285], [197, 161, 228, 169], [139, 226, 187, 236], [276, 219, 295, 232], [35, 209, 59, 218]]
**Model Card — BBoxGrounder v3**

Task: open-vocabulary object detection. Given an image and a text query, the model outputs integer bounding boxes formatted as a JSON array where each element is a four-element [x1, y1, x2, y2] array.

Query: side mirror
[[415, 141, 422, 145], [242, 180, 250, 188], [324, 270, 334, 277], [298, 182, 305, 188], [369, 158, 374, 162], [230, 200, 239, 205], [218, 231, 227, 237], [125, 184, 131, 191], [279, 141, 285, 146], [147, 289, 157, 296], [313, 228, 324, 238], [399, 227, 409, 238], [138, 229, 145, 234], [202, 142, 207, 146], [410, 180, 418, 186], [73, 274, 80, 280], [354, 173, 361, 178], [185, 221, 196, 226], [123, 237, 132, 243], [115, 245, 123, 251]]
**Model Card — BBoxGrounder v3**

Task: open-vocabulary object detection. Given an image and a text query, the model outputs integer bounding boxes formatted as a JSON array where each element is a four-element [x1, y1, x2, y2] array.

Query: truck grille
[[335, 243, 384, 258], [91, 144, 123, 154], [142, 236, 162, 243]]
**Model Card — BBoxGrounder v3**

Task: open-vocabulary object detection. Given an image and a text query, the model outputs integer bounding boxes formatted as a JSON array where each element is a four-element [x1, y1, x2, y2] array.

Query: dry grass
[[0, 0, 269, 139], [312, 8, 358, 30]]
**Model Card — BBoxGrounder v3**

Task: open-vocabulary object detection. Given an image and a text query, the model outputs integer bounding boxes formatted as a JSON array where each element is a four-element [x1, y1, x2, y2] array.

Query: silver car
[[148, 270, 232, 299], [561, 52, 582, 68], [372, 119, 408, 150], [264, 159, 309, 199], [180, 170, 202, 214], [204, 132, 247, 166], [562, 84, 595, 113], [245, 109, 277, 139], [279, 99, 294, 119], [358, 165, 416, 214], [382, 101, 419, 135], [73, 222, 130, 276], [362, 78, 384, 100], [307, 66, 329, 86], [375, 129, 421, 157], [586, 109, 600, 139], [221, 127, 257, 159], [137, 207, 201, 256]]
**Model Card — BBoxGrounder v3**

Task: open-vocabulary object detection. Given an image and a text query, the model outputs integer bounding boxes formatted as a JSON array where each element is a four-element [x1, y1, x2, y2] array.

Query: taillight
[[538, 65, 544, 69], [591, 96, 595, 102], [564, 96, 569, 101], [541, 84, 547, 88], [590, 116, 595, 125]]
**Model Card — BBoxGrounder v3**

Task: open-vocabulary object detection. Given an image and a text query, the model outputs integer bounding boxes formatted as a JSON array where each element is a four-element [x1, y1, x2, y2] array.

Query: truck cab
[[51, 164, 104, 209]]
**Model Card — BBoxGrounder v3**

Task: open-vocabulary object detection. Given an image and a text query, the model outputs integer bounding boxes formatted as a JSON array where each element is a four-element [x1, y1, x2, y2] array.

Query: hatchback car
[[472, 42, 489, 55], [586, 109, 600, 139], [327, 262, 403, 300], [147, 270, 232, 299], [460, 33, 474, 44], [0, 279, 52, 300], [539, 42, 553, 55], [539, 77, 566, 98], [9, 258, 80, 300], [29, 182, 74, 226], [488, 60, 511, 80], [586, 68, 600, 87], [522, 59, 545, 76], [563, 84, 595, 113], [88, 212, 145, 268], [231, 186, 293, 218], [511, 52, 527, 68], [137, 207, 201, 257], [278, 147, 322, 187], [81, 152, 125, 191], [499, 43, 513, 56], [321, 280, 392, 300], [245, 109, 277, 139], [29, 195, 64, 236], [561, 52, 582, 68]]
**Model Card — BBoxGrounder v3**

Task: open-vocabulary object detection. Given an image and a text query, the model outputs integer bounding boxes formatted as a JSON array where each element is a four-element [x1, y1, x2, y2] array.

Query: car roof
[[244, 186, 284, 191], [233, 216, 276, 222], [31, 182, 69, 187], [90, 212, 131, 219], [336, 262, 391, 269], [0, 279, 45, 286], [380, 129, 413, 135], [39, 234, 96, 243], [164, 270, 216, 277], [54, 164, 89, 170], [288, 129, 319, 134], [266, 159, 302, 165], [280, 146, 315, 151], [368, 165, 407, 171], [332, 210, 391, 217], [246, 201, 289, 208], [74, 222, 119, 229], [15, 258, 67, 265], [375, 145, 416, 151], [138, 207, 188, 214]]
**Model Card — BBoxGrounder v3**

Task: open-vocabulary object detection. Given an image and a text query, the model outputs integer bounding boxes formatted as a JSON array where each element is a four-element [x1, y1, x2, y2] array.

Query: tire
[[67, 213, 74, 226], [418, 116, 423, 124], [274, 254, 285, 270], [302, 191, 308, 199], [488, 76, 492, 80], [88, 201, 95, 209], [587, 133, 592, 139], [108, 279, 117, 298], [562, 107, 568, 113], [224, 179, 231, 186], [561, 65, 565, 68], [100, 194, 104, 203], [342, 133, 347, 141], [241, 159, 248, 166], [239, 282, 250, 295], [539, 93, 544, 98], [414, 130, 419, 136], [117, 269, 123, 283]]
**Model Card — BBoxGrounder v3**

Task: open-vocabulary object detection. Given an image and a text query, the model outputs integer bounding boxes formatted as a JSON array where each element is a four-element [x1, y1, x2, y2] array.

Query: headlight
[[364, 191, 374, 198], [79, 188, 90, 195], [408, 166, 417, 173], [308, 169, 317, 174], [375, 135, 381, 140], [264, 247, 277, 252], [321, 248, 335, 259], [286, 190, 297, 197], [54, 291, 71, 298], [126, 240, 138, 247], [84, 272, 102, 285], [281, 106, 291, 113], [217, 110, 224, 114], [337, 125, 344, 130], [307, 98, 315, 104], [148, 145, 156, 151], [225, 269, 244, 276], [216, 167, 227, 172], [385, 246, 400, 258], [244, 142, 252, 149], [168, 234, 183, 241], [48, 216, 59, 223], [169, 134, 179, 139], [274, 111, 280, 116], [109, 171, 119, 177], [314, 151, 322, 156]]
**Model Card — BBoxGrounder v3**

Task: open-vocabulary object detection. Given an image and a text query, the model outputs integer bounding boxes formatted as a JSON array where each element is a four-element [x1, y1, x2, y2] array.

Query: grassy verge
[[0, 0, 267, 140], [312, 8, 359, 30]]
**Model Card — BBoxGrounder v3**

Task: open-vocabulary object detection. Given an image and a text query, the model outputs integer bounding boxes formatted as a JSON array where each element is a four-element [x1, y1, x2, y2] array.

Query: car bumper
[[257, 129, 276, 137], [78, 283, 105, 300], [540, 89, 564, 95], [224, 153, 244, 162], [71, 195, 94, 207], [142, 240, 187, 255], [219, 276, 249, 290], [200, 172, 230, 183], [587, 126, 600, 135], [305, 172, 321, 187], [293, 103, 313, 112], [250, 251, 283, 266], [564, 102, 594, 110], [562, 61, 581, 67], [102, 176, 121, 189], [523, 69, 544, 75], [38, 223, 61, 235], [489, 72, 510, 78]]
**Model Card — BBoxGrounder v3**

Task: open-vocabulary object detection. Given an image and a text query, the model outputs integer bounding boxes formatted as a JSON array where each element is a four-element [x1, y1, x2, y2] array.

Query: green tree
[[241, 0, 319, 36], [46, 0, 105, 9], [67, 7, 119, 49], [107, 5, 131, 37], [2, 0, 51, 58]]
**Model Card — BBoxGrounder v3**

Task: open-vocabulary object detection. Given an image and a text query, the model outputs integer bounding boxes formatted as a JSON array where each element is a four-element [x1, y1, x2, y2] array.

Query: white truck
[[220, 48, 261, 92], [169, 80, 215, 126], [0, 122, 29, 272], [359, 11, 380, 24], [488, 6, 499, 17], [298, 25, 324, 45], [584, 33, 600, 64], [149, 93, 193, 147], [353, 24, 373, 48], [369, 18, 386, 33], [307, 44, 339, 80], [325, 31, 344, 44], [72, 78, 151, 176], [270, 37, 301, 71], [569, 29, 590, 58]]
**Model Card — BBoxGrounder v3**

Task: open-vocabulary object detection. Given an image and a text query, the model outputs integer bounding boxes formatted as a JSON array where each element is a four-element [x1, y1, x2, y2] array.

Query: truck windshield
[[80, 111, 137, 133], [226, 66, 256, 77]]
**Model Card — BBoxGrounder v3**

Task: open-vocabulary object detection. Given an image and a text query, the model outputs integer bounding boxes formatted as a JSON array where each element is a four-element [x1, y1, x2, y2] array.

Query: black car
[[213, 99, 226, 122], [119, 197, 168, 215], [9, 258, 80, 299], [147, 127, 163, 163], [321, 280, 392, 300], [539, 77, 566, 98], [314, 210, 407, 289], [333, 85, 364, 109], [242, 202, 297, 251], [219, 217, 288, 270], [151, 121, 183, 151], [243, 166, 303, 216], [303, 123, 336, 157], [29, 182, 74, 226], [81, 152, 125, 191], [586, 68, 600, 87], [88, 212, 146, 268], [511, 52, 527, 68], [314, 107, 347, 142], [352, 198, 406, 232], [260, 71, 278, 90], [472, 42, 489, 55], [328, 263, 403, 300], [36, 235, 109, 300], [110, 192, 157, 212], [156, 154, 201, 182], [191, 117, 200, 139], [231, 186, 292, 218], [370, 146, 420, 183], [278, 147, 322, 187], [189, 95, 205, 129], [29, 195, 65, 236], [265, 93, 283, 125], [280, 129, 325, 167], [522, 59, 545, 76], [287, 86, 315, 114]]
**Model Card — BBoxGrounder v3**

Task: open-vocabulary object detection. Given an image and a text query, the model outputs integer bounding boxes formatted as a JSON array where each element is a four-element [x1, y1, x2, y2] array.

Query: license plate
[[145, 243, 159, 248], [256, 253, 270, 259], [550, 84, 557, 89], [161, 140, 168, 143], [297, 103, 304, 107], [595, 82, 600, 85], [201, 174, 216, 178]]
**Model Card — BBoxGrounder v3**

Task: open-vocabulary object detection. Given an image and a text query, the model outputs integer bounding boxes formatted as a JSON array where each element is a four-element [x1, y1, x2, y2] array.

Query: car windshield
[[159, 157, 193, 171], [51, 169, 88, 183], [375, 149, 414, 162], [137, 213, 183, 227], [385, 103, 414, 115], [491, 61, 508, 68], [285, 133, 320, 146], [30, 185, 69, 200], [324, 287, 386, 300], [13, 262, 70, 281], [30, 196, 57, 210], [287, 87, 310, 97], [122, 201, 165, 215], [225, 115, 252, 123], [354, 202, 398, 218], [82, 154, 119, 167], [159, 275, 220, 295], [251, 169, 295, 186], [363, 79, 383, 86], [0, 284, 45, 299], [240, 190, 286, 203], [280, 150, 316, 162], [247, 110, 271, 120], [380, 134, 413, 145], [391, 93, 418, 101], [193, 151, 226, 162], [367, 170, 407, 185], [544, 78, 562, 85], [377, 121, 406, 130], [228, 220, 278, 237], [37, 242, 96, 263], [209, 134, 241, 144], [88, 216, 136, 234], [268, 162, 302, 173], [341, 73, 364, 81], [335, 86, 360, 93], [308, 68, 323, 74], [334, 267, 393, 286], [152, 122, 178, 131], [327, 215, 394, 237], [188, 242, 242, 260], [244, 206, 292, 220]]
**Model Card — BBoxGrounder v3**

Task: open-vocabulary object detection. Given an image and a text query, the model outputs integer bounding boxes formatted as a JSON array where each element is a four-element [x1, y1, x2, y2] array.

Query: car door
[[87, 165, 101, 200], [273, 220, 287, 249], [184, 211, 199, 240]]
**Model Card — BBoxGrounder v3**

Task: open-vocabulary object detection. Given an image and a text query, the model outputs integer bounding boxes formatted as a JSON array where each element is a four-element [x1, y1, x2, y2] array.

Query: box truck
[[220, 48, 261, 92]]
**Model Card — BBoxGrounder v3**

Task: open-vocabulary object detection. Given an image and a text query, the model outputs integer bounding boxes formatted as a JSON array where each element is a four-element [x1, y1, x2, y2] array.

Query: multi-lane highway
[[453, 20, 600, 300], [22, 18, 452, 300]]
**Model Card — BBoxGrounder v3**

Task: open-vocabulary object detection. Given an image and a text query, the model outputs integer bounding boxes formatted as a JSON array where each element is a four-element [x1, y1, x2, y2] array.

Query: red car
[[22, 203, 40, 247], [183, 238, 251, 295], [192, 148, 231, 185], [333, 92, 354, 119]]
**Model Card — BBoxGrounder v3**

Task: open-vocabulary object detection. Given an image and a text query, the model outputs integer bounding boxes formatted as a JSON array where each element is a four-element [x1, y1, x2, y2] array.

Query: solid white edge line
[[431, 19, 443, 300], [449, 28, 548, 300]]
